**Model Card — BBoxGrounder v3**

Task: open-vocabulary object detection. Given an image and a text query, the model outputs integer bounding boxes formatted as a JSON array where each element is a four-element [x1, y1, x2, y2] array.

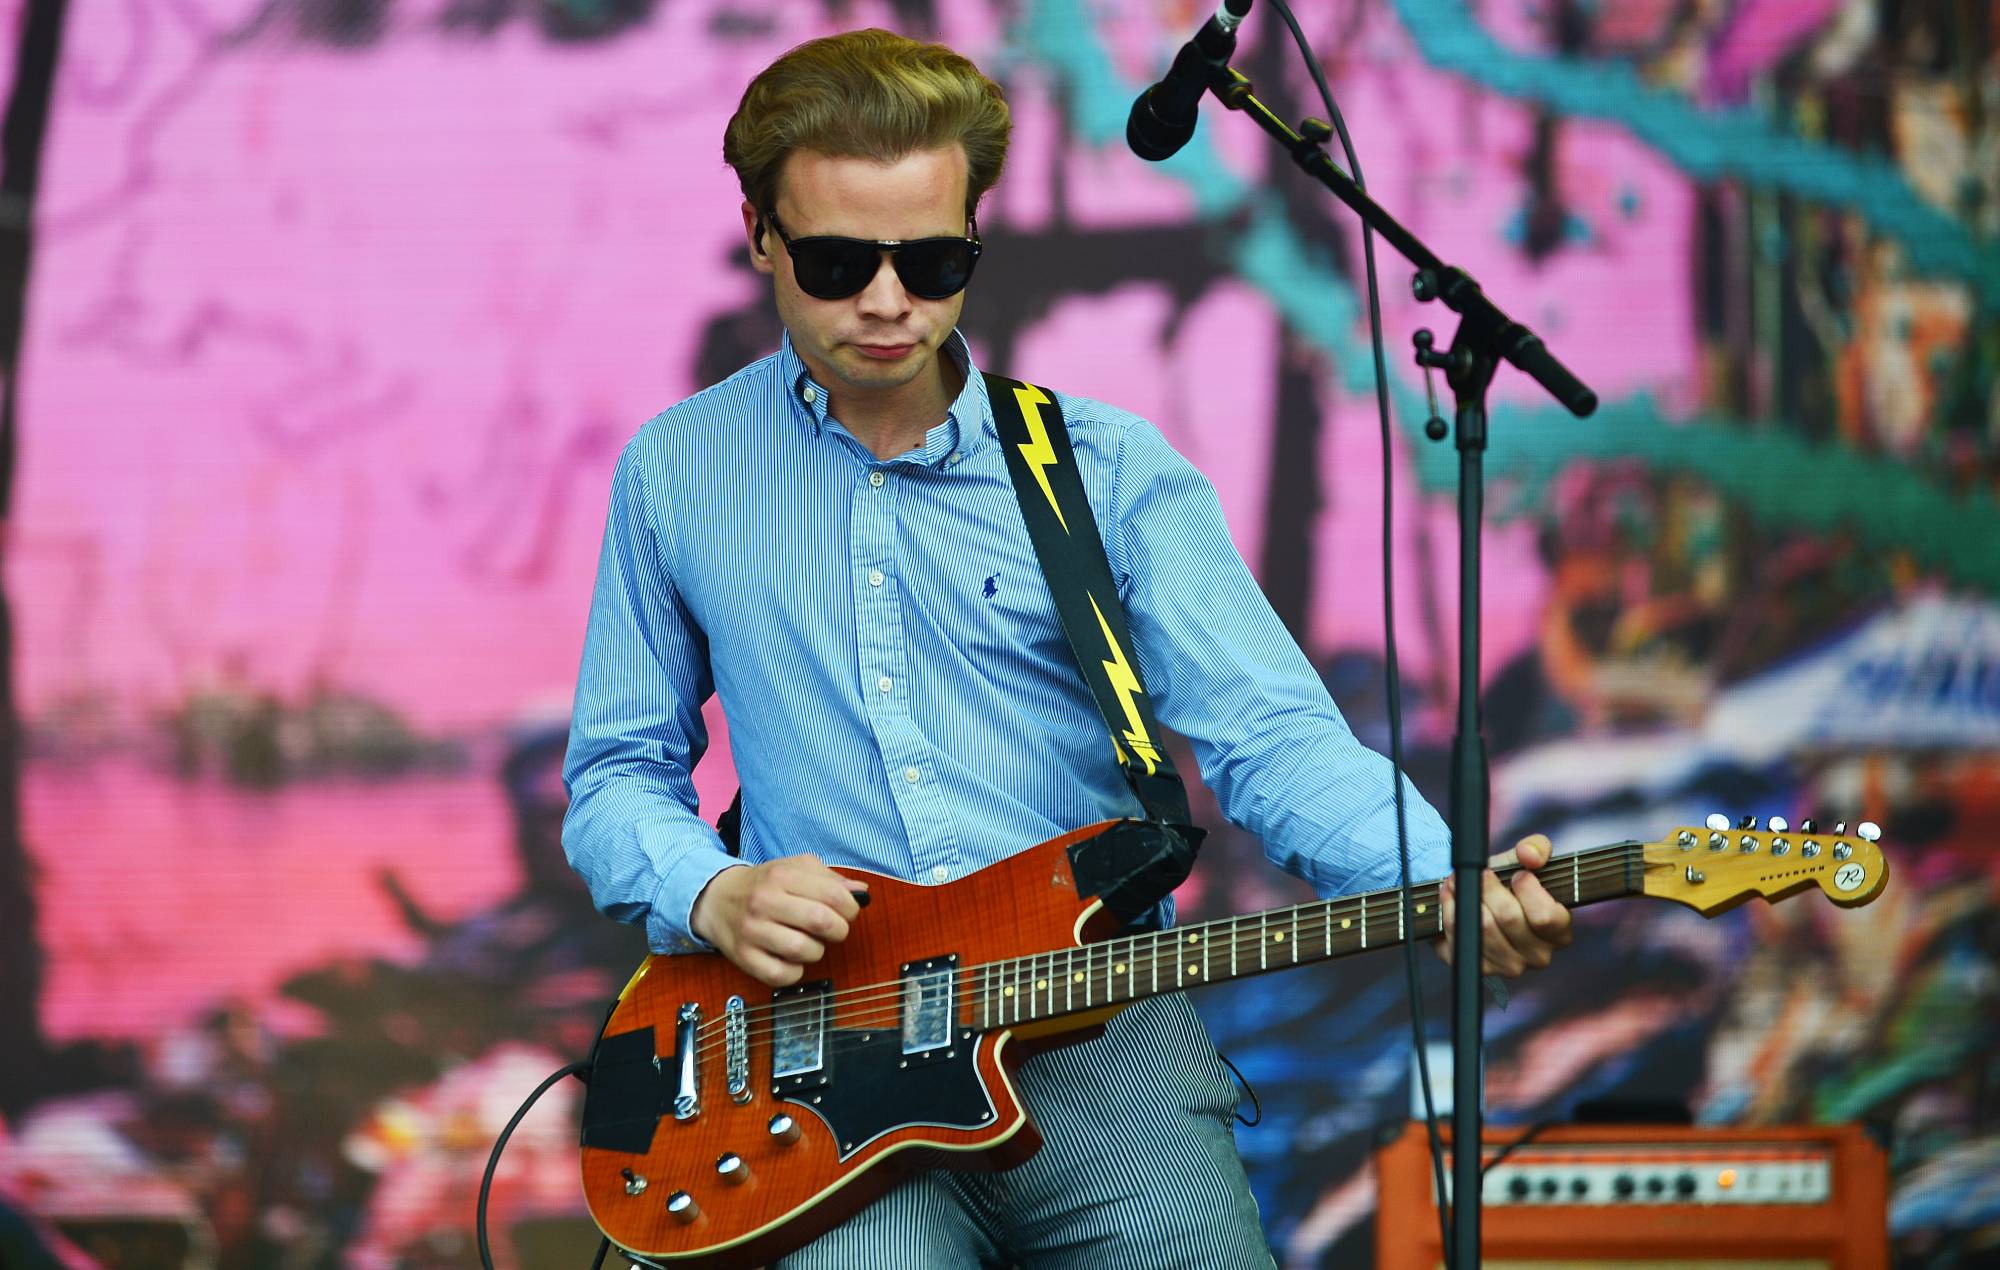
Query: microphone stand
[[1200, 64, 1598, 1270]]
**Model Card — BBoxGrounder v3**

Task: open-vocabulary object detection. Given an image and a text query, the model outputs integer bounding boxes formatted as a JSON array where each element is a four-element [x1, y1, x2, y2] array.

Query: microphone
[[1126, 0, 1254, 162]]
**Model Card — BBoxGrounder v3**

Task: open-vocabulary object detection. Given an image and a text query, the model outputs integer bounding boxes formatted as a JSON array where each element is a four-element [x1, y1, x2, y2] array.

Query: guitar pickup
[[771, 979, 831, 1096], [901, 954, 970, 1066]]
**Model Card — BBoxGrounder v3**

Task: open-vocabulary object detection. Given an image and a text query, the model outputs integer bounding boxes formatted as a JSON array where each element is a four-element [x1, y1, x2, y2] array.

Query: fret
[[1258, 913, 1268, 970], [1323, 904, 1331, 959], [1065, 948, 1074, 1014], [1571, 852, 1580, 904], [1290, 908, 1300, 964], [1230, 917, 1240, 978], [1150, 932, 1159, 994], [1397, 891, 1405, 944], [1360, 892, 1369, 949]]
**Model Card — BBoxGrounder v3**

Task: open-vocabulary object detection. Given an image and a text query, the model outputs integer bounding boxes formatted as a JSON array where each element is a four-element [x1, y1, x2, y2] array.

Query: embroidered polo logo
[[983, 574, 998, 599]]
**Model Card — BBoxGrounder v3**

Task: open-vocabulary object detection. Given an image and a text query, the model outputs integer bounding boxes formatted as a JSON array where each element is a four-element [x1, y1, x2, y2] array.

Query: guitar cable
[[1261, 2, 1456, 1262], [475, 1058, 611, 1270]]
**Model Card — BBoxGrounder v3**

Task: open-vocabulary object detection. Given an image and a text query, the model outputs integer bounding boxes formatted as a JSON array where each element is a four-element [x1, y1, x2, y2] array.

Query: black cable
[[1217, 1047, 1264, 1127], [476, 1059, 595, 1270], [1259, 2, 1455, 1263], [1479, 1120, 1553, 1178]]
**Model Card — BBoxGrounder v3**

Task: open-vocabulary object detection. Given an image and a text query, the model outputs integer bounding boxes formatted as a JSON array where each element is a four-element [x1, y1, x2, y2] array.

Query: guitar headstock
[[1641, 815, 1889, 916]]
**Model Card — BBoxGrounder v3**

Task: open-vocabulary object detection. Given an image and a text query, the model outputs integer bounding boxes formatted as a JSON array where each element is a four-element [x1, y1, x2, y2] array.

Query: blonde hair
[[724, 28, 1011, 219]]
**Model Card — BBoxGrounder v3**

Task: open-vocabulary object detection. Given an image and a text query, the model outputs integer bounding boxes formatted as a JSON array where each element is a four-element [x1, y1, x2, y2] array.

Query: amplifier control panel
[[1474, 1147, 1832, 1206]]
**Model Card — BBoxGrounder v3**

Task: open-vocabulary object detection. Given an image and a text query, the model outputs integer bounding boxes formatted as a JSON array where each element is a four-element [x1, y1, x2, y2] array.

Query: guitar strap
[[716, 374, 1206, 926], [983, 372, 1205, 925]]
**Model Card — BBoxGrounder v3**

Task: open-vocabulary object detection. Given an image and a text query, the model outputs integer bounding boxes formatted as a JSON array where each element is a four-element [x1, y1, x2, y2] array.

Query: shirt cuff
[[645, 844, 750, 955]]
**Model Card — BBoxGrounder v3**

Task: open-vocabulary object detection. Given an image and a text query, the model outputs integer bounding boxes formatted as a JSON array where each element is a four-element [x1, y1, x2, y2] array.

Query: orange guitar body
[[578, 822, 1126, 1268]]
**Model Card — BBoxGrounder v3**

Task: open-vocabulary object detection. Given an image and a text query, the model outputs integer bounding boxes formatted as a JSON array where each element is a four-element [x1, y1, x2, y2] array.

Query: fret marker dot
[[1187, 933, 1200, 944], [1072, 972, 1083, 984], [1115, 962, 1127, 974], [1416, 904, 1427, 914], [1186, 963, 1200, 976], [1035, 979, 1047, 991], [1003, 986, 1015, 997], [1274, 932, 1286, 942], [1341, 919, 1352, 929]]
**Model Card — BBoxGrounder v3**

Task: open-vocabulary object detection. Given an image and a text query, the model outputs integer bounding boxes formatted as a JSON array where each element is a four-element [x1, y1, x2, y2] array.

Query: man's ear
[[742, 201, 774, 275]]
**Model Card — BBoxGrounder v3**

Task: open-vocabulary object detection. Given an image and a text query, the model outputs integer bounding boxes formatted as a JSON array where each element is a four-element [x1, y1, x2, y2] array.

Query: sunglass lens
[[794, 240, 883, 299], [895, 241, 978, 299]]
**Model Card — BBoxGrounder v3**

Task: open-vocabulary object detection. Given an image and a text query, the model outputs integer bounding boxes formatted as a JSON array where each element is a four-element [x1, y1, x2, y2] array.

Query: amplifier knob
[[1675, 1173, 1697, 1198], [1644, 1175, 1665, 1197], [1507, 1176, 1530, 1200], [1570, 1176, 1588, 1199], [1539, 1177, 1559, 1199], [1613, 1174, 1636, 1198]]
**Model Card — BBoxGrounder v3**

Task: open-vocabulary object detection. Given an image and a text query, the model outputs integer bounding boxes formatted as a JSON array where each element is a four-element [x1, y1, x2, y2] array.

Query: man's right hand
[[689, 855, 869, 987]]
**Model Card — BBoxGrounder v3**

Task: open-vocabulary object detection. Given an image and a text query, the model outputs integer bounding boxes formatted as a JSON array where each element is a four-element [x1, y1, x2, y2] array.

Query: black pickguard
[[786, 1027, 994, 1161]]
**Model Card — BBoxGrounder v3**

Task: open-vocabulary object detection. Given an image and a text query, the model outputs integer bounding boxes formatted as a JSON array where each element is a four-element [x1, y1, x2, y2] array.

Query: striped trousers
[[774, 993, 1275, 1269]]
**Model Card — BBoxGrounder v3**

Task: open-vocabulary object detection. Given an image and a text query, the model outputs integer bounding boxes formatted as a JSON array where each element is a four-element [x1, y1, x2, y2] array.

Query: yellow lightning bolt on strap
[[1089, 593, 1162, 776], [1012, 384, 1068, 533]]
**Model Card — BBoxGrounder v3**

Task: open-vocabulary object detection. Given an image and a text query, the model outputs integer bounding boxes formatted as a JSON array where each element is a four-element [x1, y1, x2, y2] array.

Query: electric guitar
[[578, 816, 1888, 1267]]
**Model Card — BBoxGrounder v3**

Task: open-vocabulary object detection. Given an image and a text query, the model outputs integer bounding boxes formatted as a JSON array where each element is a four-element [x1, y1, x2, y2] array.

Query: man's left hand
[[1435, 834, 1573, 976]]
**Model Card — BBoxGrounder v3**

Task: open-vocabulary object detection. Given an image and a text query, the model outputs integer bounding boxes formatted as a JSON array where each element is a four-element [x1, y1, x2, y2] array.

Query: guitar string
[[716, 850, 1666, 1058], [686, 848, 1658, 1059], [683, 847, 1666, 1062], [688, 848, 1658, 1061]]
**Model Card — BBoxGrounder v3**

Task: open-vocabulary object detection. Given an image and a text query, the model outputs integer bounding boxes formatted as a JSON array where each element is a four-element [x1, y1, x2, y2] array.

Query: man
[[563, 27, 1570, 1268]]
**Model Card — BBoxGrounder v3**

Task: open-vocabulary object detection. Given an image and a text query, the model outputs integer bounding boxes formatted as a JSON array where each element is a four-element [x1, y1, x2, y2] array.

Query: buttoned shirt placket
[[803, 372, 966, 887]]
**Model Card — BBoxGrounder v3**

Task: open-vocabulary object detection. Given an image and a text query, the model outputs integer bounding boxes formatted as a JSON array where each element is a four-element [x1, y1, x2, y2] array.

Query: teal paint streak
[[1391, 0, 2000, 313], [1010, 0, 2000, 595]]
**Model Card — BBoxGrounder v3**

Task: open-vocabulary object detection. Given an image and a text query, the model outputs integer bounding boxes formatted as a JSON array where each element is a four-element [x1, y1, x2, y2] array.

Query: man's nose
[[852, 252, 911, 317]]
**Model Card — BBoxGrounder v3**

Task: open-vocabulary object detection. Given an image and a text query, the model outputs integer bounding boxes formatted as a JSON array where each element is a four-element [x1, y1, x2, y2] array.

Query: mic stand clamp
[[1204, 59, 1599, 1270]]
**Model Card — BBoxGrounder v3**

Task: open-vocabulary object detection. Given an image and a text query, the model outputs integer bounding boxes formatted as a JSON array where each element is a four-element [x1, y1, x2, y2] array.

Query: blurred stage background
[[0, 0, 1995, 1266]]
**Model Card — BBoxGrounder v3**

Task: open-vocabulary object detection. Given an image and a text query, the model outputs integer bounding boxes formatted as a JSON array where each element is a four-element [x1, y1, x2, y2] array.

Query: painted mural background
[[0, 0, 1995, 1266]]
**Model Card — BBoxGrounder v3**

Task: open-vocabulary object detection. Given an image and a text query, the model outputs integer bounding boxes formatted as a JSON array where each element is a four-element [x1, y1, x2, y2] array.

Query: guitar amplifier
[[1373, 1122, 1887, 1269]]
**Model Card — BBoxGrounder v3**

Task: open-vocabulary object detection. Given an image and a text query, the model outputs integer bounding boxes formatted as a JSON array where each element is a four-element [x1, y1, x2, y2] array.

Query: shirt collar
[[779, 330, 991, 470]]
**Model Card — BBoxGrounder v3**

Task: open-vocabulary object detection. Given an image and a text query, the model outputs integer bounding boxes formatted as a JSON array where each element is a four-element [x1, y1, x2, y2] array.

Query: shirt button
[[931, 865, 950, 883], [869, 471, 885, 488], [802, 385, 818, 404], [877, 676, 893, 694], [868, 569, 884, 587], [903, 766, 920, 785]]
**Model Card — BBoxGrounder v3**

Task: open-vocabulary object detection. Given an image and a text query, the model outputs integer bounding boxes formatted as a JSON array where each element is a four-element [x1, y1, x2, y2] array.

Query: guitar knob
[[769, 1113, 800, 1145], [1768, 815, 1789, 833], [1857, 821, 1881, 842], [717, 1153, 749, 1185], [1705, 813, 1731, 832], [667, 1191, 699, 1223]]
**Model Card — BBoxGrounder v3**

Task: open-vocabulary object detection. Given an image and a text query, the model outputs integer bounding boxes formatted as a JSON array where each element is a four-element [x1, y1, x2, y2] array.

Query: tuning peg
[[1834, 821, 1847, 835], [1857, 821, 1881, 842], [1799, 819, 1817, 834], [1705, 813, 1731, 832], [1768, 815, 1789, 833], [1737, 814, 1759, 830]]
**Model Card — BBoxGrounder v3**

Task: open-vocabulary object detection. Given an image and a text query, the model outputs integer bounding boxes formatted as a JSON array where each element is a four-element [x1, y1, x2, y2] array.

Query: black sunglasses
[[760, 211, 983, 301]]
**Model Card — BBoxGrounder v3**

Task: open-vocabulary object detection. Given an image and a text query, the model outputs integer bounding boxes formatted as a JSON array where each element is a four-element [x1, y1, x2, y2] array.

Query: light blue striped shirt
[[562, 331, 1450, 954]]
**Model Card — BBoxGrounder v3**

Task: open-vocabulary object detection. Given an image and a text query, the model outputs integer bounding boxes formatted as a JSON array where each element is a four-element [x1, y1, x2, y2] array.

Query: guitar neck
[[972, 840, 1646, 1029]]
